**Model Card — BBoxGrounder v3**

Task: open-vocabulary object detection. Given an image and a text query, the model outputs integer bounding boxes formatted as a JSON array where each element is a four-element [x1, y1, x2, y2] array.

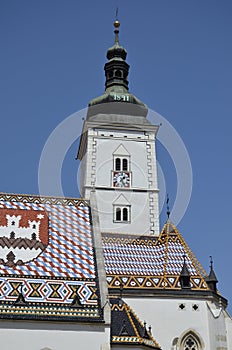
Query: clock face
[[113, 172, 130, 188]]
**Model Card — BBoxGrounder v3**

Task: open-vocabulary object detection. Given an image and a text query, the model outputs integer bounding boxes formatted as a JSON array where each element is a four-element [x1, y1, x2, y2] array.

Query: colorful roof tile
[[102, 221, 209, 291], [0, 193, 102, 322], [110, 298, 161, 349]]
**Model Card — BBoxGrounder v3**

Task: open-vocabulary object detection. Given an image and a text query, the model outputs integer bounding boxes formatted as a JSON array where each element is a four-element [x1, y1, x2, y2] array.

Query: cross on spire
[[115, 6, 119, 21]]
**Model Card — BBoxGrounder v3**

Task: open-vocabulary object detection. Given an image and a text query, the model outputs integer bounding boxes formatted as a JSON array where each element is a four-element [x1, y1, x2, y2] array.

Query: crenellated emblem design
[[0, 208, 48, 266]]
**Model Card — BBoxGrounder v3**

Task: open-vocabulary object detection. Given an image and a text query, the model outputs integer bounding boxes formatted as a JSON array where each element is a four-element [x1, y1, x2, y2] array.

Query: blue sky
[[0, 1, 232, 313]]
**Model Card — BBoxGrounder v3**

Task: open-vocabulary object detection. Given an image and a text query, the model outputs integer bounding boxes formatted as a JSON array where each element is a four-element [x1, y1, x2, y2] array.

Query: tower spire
[[206, 255, 218, 292], [179, 255, 191, 289], [114, 19, 120, 45], [87, 18, 148, 117], [104, 18, 129, 92], [114, 7, 119, 44]]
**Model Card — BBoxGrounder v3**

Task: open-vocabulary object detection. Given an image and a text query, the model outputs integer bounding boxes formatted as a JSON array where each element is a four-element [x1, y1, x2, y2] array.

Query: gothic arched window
[[184, 336, 197, 349], [179, 332, 203, 350]]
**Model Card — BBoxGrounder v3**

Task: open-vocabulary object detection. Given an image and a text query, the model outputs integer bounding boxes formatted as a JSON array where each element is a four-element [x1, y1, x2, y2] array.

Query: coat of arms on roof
[[0, 208, 48, 266], [0, 193, 103, 322]]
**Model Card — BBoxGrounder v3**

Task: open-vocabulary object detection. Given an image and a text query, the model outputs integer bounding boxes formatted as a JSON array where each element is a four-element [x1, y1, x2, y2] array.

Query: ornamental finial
[[114, 20, 120, 29], [209, 255, 213, 270], [114, 7, 120, 44], [114, 6, 120, 25]]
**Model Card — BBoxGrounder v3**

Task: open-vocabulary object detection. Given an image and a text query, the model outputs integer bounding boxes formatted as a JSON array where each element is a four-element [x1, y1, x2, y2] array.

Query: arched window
[[115, 158, 121, 171], [114, 206, 130, 223], [115, 70, 122, 77], [183, 335, 199, 350], [179, 331, 203, 350], [114, 157, 128, 171], [116, 208, 121, 221], [122, 158, 128, 171], [113, 145, 131, 188], [113, 145, 130, 173], [123, 208, 128, 221]]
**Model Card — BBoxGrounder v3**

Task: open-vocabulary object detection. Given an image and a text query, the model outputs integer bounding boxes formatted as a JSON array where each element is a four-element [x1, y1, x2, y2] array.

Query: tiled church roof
[[102, 221, 209, 292], [0, 193, 102, 322], [110, 297, 161, 349]]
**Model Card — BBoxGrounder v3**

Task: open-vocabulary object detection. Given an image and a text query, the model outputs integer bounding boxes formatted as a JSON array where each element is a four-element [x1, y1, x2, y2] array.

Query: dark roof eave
[[111, 343, 161, 350], [0, 313, 105, 323], [111, 340, 161, 350], [109, 288, 228, 307]]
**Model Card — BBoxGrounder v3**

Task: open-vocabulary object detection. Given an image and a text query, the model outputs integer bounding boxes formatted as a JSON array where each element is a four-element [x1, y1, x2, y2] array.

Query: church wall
[[206, 303, 230, 350], [78, 128, 96, 195], [95, 137, 152, 188], [0, 321, 110, 350], [78, 147, 87, 197], [95, 190, 155, 235], [94, 131, 158, 189], [124, 297, 212, 350], [225, 312, 232, 350], [79, 127, 159, 192]]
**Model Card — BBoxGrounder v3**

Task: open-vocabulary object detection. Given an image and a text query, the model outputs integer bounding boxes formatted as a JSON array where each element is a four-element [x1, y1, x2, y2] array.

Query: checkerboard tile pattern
[[102, 223, 208, 291]]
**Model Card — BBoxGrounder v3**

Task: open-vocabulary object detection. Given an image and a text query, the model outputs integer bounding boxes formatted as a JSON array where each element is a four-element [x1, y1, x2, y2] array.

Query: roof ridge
[[124, 303, 161, 348], [163, 225, 169, 288], [177, 232, 208, 279], [124, 303, 140, 338], [159, 220, 208, 279], [0, 192, 89, 205]]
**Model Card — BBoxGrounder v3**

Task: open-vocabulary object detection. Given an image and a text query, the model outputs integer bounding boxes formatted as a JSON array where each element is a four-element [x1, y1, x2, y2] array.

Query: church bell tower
[[77, 20, 160, 236]]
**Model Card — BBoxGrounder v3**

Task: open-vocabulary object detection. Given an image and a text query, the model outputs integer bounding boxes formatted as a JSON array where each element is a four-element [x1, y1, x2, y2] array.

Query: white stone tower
[[78, 20, 160, 236]]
